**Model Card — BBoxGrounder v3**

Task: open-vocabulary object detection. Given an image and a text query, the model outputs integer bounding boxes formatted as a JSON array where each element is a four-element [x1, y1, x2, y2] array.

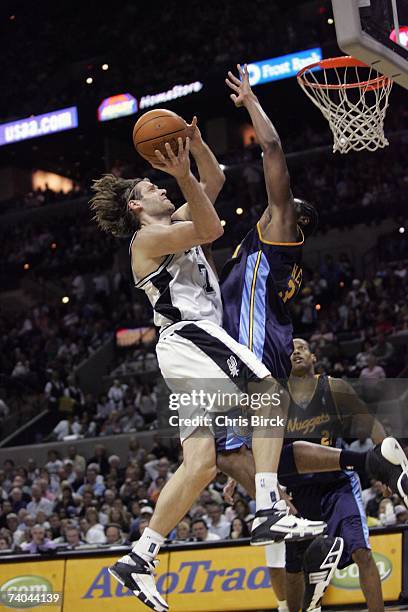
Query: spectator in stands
[[26, 484, 53, 517], [135, 384, 157, 424], [108, 507, 130, 534], [119, 403, 145, 432], [205, 502, 231, 539], [65, 525, 84, 549], [173, 520, 191, 542], [395, 505, 408, 525], [21, 525, 57, 553], [230, 517, 250, 539], [87, 445, 110, 476], [378, 498, 397, 527], [66, 445, 86, 472], [44, 371, 65, 411], [84, 507, 106, 544], [355, 339, 375, 371], [64, 375, 85, 412], [6, 513, 25, 547], [360, 354, 386, 382], [107, 455, 125, 482], [77, 464, 105, 498], [45, 450, 63, 475], [191, 518, 220, 542], [53, 485, 76, 517], [9, 488, 27, 514], [107, 379, 126, 412], [372, 334, 395, 367], [105, 523, 124, 546], [0, 533, 12, 551]]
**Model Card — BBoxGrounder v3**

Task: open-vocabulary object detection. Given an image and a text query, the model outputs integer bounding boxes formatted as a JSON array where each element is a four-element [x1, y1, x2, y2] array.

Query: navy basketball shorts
[[286, 475, 370, 571]]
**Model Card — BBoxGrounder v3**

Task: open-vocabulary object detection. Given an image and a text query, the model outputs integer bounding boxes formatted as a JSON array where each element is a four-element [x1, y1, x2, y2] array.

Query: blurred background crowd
[[1, 438, 407, 555]]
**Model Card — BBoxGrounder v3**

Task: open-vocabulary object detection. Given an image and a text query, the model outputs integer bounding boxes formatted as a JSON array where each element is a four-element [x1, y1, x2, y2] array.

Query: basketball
[[132, 109, 188, 163]]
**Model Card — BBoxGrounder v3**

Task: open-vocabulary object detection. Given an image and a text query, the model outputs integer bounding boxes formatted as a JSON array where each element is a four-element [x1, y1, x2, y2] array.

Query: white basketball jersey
[[130, 233, 223, 329]]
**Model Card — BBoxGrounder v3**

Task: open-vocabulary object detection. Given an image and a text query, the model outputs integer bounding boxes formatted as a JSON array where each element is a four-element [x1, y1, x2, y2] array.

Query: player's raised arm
[[172, 116, 225, 222], [135, 137, 223, 258], [226, 64, 297, 240]]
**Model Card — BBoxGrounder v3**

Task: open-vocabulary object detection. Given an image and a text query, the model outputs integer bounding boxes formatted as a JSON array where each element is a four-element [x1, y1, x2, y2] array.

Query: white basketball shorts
[[156, 319, 271, 442]]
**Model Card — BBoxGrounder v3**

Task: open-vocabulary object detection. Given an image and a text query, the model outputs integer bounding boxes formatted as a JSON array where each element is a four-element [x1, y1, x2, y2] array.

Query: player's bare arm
[[172, 117, 225, 222], [329, 377, 386, 444], [226, 63, 297, 242], [132, 137, 223, 274]]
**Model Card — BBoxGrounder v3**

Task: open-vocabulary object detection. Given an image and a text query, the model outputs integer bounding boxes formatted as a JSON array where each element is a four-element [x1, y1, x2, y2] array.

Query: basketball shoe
[[365, 437, 408, 507], [301, 535, 344, 612], [251, 500, 326, 545], [108, 551, 168, 612]]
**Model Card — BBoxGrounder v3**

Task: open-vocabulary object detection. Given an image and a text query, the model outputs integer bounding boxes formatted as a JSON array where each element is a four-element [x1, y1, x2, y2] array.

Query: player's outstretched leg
[[249, 378, 326, 545], [302, 536, 344, 612], [365, 437, 408, 507], [109, 434, 217, 611]]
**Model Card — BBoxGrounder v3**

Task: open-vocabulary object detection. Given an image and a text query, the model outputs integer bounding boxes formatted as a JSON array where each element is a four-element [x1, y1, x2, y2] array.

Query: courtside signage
[[247, 47, 322, 86], [97, 93, 138, 122], [0, 107, 78, 146], [139, 82, 203, 109]]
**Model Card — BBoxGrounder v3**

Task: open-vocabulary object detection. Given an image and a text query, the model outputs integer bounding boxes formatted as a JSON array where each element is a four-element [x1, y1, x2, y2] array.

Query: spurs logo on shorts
[[227, 355, 239, 377]]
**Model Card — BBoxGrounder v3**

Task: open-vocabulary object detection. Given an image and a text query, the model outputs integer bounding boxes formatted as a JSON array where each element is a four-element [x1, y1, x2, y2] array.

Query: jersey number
[[198, 264, 215, 294]]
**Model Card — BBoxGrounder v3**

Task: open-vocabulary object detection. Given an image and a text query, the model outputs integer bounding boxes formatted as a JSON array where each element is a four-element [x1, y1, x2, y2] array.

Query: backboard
[[331, 0, 408, 89]]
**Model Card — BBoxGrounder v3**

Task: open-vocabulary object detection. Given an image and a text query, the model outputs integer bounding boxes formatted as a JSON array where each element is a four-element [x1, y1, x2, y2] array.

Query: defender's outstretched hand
[[225, 64, 254, 107], [186, 116, 204, 154], [151, 137, 191, 179]]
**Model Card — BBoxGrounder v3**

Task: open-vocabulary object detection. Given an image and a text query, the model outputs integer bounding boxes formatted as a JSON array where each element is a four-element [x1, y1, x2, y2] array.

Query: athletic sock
[[131, 527, 165, 563], [277, 600, 289, 612], [339, 449, 367, 472], [255, 472, 279, 510]]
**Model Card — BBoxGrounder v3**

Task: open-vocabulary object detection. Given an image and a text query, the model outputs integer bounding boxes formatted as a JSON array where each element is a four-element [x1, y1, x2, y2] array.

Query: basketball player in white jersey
[[90, 122, 325, 611]]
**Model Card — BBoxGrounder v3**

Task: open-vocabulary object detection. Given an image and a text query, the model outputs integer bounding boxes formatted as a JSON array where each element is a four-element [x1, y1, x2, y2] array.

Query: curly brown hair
[[89, 174, 143, 237]]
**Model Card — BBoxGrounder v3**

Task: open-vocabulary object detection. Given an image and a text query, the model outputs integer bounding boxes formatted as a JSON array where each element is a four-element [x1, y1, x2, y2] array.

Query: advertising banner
[[0, 532, 403, 611], [63, 535, 402, 610], [247, 47, 322, 86], [0, 559, 64, 611], [0, 107, 78, 146], [97, 94, 137, 122]]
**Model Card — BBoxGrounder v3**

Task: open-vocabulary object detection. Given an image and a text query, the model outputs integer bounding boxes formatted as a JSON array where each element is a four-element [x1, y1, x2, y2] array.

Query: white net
[[297, 59, 393, 154]]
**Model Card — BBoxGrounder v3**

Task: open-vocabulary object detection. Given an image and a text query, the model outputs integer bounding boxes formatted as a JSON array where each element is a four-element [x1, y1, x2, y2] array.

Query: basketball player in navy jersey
[[216, 64, 408, 612], [284, 339, 387, 612], [222, 338, 408, 612], [90, 121, 326, 611]]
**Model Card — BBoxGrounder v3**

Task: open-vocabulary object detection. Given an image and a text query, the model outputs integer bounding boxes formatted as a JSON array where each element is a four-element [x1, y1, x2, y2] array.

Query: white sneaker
[[250, 500, 326, 545], [108, 551, 169, 611]]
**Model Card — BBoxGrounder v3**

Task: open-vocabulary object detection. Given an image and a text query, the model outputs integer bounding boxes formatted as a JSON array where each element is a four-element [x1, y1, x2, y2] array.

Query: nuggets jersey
[[282, 374, 349, 487], [130, 233, 222, 329], [220, 222, 303, 379]]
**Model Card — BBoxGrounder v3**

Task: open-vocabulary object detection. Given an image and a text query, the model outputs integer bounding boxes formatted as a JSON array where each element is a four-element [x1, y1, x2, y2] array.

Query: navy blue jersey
[[280, 374, 351, 488], [220, 222, 303, 379]]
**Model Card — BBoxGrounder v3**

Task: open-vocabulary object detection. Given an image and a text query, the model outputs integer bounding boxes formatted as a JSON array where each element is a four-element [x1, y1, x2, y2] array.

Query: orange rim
[[297, 55, 391, 91]]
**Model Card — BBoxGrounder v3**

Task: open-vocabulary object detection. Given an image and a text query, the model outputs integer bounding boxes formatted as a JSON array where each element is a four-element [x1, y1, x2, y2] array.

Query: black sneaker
[[108, 551, 169, 612], [366, 437, 408, 507], [251, 500, 326, 545], [302, 535, 344, 612]]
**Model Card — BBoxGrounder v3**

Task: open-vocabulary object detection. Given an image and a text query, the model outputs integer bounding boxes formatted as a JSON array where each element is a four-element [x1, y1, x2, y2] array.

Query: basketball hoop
[[297, 56, 393, 153]]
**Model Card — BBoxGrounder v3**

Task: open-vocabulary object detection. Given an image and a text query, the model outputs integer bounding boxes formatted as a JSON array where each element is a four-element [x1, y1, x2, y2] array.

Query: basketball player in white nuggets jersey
[[90, 120, 325, 612]]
